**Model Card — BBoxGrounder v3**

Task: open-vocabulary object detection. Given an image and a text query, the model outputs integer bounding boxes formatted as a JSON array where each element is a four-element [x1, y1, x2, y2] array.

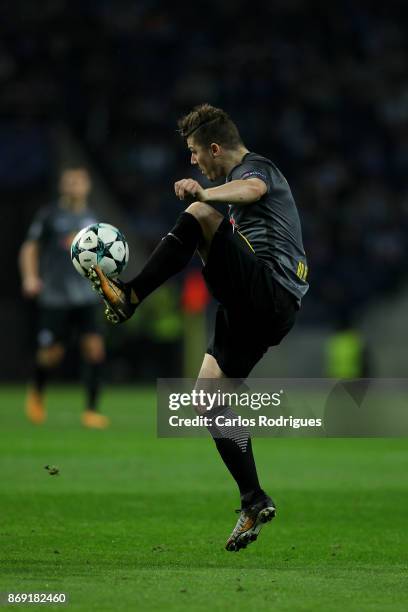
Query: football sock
[[129, 212, 202, 301], [207, 407, 263, 506], [83, 361, 103, 411], [33, 363, 47, 394]]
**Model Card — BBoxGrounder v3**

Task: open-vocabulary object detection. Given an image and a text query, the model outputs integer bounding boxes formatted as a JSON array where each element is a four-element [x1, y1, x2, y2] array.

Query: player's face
[[187, 138, 221, 181], [60, 169, 91, 201]]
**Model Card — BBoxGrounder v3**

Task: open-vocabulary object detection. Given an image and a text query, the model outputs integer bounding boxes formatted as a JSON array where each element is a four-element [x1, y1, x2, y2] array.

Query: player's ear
[[210, 143, 221, 157]]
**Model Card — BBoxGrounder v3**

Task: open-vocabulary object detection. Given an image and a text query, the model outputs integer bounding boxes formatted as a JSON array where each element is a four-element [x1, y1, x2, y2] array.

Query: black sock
[[129, 212, 202, 301], [82, 362, 103, 411], [33, 363, 47, 393], [207, 407, 263, 507]]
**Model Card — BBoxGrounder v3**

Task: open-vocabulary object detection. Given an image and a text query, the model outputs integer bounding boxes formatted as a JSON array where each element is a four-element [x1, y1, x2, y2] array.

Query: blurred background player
[[19, 167, 109, 429]]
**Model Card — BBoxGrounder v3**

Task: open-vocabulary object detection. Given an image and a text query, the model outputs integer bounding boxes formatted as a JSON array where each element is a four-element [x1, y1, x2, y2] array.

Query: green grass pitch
[[0, 385, 407, 611]]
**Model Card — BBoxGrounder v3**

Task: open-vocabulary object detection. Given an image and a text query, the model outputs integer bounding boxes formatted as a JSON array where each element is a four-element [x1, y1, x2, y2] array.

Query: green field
[[1, 386, 407, 611]]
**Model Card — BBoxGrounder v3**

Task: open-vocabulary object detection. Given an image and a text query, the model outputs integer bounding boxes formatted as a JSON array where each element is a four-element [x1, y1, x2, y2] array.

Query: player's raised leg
[[196, 353, 276, 552], [88, 202, 223, 323]]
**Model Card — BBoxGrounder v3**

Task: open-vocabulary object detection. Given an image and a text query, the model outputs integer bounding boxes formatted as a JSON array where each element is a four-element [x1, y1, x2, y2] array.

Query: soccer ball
[[71, 223, 129, 278]]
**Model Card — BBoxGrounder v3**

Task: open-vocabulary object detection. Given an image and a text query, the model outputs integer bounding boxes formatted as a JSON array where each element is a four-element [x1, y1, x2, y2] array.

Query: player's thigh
[[206, 305, 270, 380], [202, 219, 261, 307], [73, 305, 104, 337], [36, 307, 68, 366], [198, 352, 226, 379], [206, 286, 297, 381], [74, 305, 105, 362]]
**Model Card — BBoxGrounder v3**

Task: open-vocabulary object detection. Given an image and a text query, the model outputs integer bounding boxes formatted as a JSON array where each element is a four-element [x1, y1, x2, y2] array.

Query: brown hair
[[177, 103, 243, 150]]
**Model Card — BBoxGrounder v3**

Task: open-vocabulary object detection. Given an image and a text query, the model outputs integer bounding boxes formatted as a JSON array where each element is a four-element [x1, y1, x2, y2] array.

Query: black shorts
[[37, 305, 104, 348], [202, 218, 297, 379]]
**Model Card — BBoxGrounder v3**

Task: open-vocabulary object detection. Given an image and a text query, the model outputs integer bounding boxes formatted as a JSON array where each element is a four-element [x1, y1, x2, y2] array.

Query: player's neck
[[222, 147, 250, 175], [60, 197, 87, 213]]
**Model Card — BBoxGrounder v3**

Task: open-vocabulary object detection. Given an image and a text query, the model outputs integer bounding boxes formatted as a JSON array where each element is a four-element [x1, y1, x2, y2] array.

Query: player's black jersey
[[227, 152, 309, 305], [27, 202, 99, 307]]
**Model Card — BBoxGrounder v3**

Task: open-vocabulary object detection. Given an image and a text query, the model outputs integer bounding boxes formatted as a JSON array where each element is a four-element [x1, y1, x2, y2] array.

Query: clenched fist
[[174, 178, 208, 202]]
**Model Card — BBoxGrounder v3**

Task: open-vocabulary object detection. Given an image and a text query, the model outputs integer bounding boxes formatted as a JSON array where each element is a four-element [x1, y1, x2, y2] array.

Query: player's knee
[[81, 335, 105, 363], [186, 201, 221, 227], [185, 201, 212, 220], [194, 404, 207, 416], [83, 345, 105, 363], [37, 345, 65, 368], [186, 202, 223, 243]]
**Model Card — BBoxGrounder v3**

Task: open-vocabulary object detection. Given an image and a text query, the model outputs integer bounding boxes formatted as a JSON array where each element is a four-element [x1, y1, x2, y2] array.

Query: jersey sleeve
[[231, 162, 271, 193], [26, 208, 50, 242]]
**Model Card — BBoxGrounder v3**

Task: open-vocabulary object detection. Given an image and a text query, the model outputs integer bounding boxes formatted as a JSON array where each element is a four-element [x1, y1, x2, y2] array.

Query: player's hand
[[174, 179, 208, 203], [22, 276, 43, 298]]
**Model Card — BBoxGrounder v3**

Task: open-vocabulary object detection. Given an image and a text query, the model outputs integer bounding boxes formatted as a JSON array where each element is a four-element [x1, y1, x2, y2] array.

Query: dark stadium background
[[1, 0, 408, 380]]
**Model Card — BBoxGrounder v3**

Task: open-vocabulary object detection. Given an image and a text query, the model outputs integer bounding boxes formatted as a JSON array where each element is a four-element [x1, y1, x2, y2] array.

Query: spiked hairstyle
[[177, 103, 244, 150]]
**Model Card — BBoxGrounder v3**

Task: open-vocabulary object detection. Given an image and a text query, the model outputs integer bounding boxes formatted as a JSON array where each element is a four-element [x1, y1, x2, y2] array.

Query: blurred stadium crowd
[[2, 0, 408, 331]]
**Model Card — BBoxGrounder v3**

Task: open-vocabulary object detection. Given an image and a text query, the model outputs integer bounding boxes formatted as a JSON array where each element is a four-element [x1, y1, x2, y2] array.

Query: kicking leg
[[88, 202, 223, 323]]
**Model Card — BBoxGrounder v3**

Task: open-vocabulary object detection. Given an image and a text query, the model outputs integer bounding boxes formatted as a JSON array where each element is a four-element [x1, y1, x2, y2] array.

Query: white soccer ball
[[71, 223, 129, 278]]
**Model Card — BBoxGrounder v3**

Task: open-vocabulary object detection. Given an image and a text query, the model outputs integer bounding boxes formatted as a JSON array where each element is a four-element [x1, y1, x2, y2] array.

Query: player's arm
[[19, 239, 43, 298], [174, 178, 267, 205]]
